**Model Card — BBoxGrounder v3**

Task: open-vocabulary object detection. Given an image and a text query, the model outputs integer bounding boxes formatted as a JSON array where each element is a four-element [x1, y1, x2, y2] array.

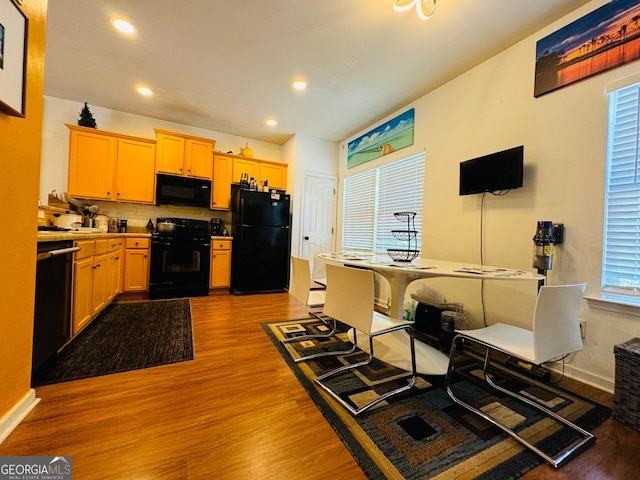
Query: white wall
[[337, 0, 639, 391], [286, 133, 339, 257]]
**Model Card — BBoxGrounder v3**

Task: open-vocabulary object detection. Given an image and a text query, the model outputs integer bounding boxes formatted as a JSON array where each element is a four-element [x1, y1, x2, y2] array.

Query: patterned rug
[[32, 299, 194, 386], [263, 317, 611, 480]]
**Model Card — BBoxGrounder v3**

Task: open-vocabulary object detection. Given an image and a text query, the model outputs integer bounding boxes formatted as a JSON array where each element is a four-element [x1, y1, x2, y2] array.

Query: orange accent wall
[[0, 0, 47, 417]]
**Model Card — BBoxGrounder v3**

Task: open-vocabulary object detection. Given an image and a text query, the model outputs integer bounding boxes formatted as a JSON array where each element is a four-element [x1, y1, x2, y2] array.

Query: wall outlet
[[580, 319, 587, 339]]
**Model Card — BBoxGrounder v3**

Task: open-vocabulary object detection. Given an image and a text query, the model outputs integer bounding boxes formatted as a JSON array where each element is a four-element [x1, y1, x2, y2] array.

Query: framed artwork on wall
[[535, 0, 640, 97], [347, 108, 415, 169], [0, 0, 27, 117]]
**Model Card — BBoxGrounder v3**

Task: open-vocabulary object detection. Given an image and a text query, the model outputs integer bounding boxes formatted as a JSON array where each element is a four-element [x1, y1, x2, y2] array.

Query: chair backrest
[[311, 253, 327, 283], [533, 283, 586, 362], [323, 263, 375, 333], [289, 256, 312, 304]]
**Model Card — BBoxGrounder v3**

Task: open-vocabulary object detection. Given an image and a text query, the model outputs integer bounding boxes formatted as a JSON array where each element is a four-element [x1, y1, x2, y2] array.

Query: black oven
[[149, 218, 211, 299], [156, 174, 211, 208]]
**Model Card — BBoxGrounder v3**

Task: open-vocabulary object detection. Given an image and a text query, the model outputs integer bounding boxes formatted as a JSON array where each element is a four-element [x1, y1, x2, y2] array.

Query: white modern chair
[[310, 253, 327, 289], [445, 283, 593, 468], [288, 256, 325, 309], [283, 257, 341, 361], [314, 263, 418, 416]]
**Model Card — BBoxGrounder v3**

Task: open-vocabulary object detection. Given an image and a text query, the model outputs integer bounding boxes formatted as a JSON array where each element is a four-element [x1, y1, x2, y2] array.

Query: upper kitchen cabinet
[[212, 155, 233, 210], [155, 129, 216, 180], [67, 125, 156, 203], [231, 155, 288, 190]]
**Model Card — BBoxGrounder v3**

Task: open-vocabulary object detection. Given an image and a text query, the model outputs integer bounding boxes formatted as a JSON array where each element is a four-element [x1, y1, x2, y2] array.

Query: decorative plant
[[78, 102, 97, 128]]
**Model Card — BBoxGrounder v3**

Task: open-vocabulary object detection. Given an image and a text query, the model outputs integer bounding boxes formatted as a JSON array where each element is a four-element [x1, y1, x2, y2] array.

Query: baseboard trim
[[547, 363, 615, 394], [0, 389, 40, 444]]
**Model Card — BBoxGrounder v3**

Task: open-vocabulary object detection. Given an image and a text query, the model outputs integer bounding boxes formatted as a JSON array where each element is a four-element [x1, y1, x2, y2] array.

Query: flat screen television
[[459, 145, 524, 196]]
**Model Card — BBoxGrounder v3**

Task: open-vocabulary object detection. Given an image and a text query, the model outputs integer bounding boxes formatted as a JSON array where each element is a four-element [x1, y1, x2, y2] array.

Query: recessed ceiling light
[[136, 86, 153, 96], [291, 80, 308, 91], [112, 18, 136, 35], [265, 118, 278, 127]]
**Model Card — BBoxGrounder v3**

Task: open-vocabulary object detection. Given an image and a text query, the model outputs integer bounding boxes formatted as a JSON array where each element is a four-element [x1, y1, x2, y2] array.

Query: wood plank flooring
[[1, 292, 638, 479]]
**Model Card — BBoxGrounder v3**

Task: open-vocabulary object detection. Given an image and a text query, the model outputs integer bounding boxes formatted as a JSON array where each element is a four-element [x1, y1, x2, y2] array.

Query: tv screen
[[459, 145, 524, 196]]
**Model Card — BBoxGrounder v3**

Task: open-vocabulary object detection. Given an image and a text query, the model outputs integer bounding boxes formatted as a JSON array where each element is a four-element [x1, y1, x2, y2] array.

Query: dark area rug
[[32, 299, 194, 386], [263, 317, 611, 480]]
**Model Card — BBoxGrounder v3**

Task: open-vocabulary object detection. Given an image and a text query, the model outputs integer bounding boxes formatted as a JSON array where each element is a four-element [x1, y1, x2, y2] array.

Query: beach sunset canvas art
[[535, 0, 640, 97]]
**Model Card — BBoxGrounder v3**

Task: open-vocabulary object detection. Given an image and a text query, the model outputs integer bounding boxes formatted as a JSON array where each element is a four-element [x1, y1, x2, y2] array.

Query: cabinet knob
[[304, 236, 309, 240]]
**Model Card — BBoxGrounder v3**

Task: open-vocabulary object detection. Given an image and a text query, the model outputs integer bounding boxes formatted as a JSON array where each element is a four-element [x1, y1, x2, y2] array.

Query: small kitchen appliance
[[210, 217, 224, 236]]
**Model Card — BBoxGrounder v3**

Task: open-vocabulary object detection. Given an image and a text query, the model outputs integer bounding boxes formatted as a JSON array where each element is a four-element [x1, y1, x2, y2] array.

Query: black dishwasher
[[32, 241, 79, 376]]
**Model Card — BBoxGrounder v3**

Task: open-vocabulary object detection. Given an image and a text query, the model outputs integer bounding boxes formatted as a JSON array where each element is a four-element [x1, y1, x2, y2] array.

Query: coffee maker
[[210, 217, 224, 236]]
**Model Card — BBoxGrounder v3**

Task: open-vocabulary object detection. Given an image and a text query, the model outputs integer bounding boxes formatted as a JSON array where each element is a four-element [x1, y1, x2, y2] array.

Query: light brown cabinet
[[123, 237, 150, 292], [155, 129, 215, 179], [72, 238, 117, 335], [210, 238, 232, 288], [231, 156, 287, 190], [67, 125, 156, 204], [212, 155, 233, 210]]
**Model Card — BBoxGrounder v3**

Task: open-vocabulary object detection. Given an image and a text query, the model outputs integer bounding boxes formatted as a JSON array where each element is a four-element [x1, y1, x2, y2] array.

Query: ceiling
[[44, 0, 593, 145]]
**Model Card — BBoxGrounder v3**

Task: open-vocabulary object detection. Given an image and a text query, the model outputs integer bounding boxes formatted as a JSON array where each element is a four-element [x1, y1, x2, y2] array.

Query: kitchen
[[5, 1, 640, 477]]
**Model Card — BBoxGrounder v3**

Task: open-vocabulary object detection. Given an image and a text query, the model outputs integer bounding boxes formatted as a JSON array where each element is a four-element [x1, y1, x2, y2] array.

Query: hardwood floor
[[1, 292, 639, 479]]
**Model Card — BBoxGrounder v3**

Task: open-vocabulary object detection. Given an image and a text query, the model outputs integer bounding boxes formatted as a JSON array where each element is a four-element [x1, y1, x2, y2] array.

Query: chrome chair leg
[[282, 315, 358, 363], [445, 334, 595, 468], [315, 326, 417, 416]]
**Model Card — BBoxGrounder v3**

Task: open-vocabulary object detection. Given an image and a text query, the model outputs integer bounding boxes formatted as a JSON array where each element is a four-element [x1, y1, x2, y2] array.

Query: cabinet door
[[106, 249, 124, 302], [68, 128, 117, 200], [72, 257, 94, 335], [186, 139, 213, 179], [92, 253, 109, 317], [116, 138, 156, 203], [212, 155, 232, 209], [210, 250, 231, 288], [124, 249, 150, 291], [259, 163, 287, 190], [156, 132, 185, 175], [232, 158, 258, 183]]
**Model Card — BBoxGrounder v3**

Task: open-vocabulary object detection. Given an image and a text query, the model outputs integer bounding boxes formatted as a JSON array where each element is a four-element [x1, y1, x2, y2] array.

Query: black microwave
[[156, 174, 211, 207]]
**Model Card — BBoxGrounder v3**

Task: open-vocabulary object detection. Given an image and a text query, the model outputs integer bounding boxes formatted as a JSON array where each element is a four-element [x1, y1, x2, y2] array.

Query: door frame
[[297, 171, 337, 259]]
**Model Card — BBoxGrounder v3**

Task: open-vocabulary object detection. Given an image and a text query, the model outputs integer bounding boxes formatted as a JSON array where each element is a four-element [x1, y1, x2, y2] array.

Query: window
[[603, 82, 640, 298], [342, 153, 424, 253]]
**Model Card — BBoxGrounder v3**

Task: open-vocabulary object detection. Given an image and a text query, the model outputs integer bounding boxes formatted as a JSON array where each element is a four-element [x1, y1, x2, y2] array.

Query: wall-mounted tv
[[459, 145, 524, 196]]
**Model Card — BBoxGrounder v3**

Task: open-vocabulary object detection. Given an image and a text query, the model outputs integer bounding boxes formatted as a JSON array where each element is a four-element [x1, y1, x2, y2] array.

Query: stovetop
[[153, 217, 210, 242]]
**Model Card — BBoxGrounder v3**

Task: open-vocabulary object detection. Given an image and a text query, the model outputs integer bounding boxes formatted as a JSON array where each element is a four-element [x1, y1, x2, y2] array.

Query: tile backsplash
[[90, 201, 231, 233]]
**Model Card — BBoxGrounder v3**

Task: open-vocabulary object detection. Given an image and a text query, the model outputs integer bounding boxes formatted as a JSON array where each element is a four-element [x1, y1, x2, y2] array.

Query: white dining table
[[318, 252, 545, 320]]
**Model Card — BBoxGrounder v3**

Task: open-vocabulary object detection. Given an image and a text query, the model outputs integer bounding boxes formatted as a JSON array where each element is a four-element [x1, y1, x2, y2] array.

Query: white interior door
[[300, 173, 336, 263]]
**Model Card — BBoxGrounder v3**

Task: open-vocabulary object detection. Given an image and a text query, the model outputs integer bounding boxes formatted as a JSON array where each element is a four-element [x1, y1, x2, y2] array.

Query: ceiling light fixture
[[291, 80, 308, 91], [265, 118, 278, 126], [136, 86, 153, 96], [112, 18, 136, 35], [393, 0, 437, 21]]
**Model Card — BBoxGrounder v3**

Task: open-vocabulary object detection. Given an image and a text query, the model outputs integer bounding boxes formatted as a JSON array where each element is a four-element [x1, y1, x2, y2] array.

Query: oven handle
[[37, 246, 80, 262]]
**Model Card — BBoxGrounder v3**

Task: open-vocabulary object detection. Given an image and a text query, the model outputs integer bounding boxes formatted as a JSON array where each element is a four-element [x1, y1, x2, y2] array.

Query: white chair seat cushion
[[457, 323, 537, 364], [347, 312, 449, 375], [307, 290, 326, 308]]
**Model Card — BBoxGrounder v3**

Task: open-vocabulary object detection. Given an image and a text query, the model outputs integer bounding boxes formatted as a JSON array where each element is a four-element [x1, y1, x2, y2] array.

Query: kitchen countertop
[[37, 231, 152, 242], [37, 232, 233, 242]]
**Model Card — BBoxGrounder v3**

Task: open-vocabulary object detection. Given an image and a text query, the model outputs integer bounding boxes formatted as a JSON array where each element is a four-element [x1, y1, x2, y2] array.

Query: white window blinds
[[342, 153, 424, 253], [603, 83, 640, 296]]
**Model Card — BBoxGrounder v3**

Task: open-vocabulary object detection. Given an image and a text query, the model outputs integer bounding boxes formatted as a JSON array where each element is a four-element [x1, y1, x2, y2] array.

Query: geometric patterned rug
[[263, 317, 611, 480]]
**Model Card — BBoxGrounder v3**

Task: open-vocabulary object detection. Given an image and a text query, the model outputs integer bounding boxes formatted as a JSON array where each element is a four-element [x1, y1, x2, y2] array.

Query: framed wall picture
[[347, 108, 415, 169], [535, 0, 640, 97], [0, 0, 27, 117]]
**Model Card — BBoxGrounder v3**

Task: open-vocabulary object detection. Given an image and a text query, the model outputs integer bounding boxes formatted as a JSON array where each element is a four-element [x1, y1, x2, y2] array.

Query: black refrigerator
[[230, 189, 291, 294]]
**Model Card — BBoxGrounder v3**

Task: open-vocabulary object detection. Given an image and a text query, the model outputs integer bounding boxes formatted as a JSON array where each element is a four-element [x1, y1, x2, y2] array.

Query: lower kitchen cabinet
[[72, 238, 113, 335], [123, 237, 150, 292], [210, 238, 231, 288], [106, 237, 124, 302]]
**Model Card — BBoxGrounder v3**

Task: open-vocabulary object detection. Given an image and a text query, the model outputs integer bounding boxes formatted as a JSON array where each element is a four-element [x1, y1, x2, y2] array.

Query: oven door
[[150, 239, 211, 299]]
